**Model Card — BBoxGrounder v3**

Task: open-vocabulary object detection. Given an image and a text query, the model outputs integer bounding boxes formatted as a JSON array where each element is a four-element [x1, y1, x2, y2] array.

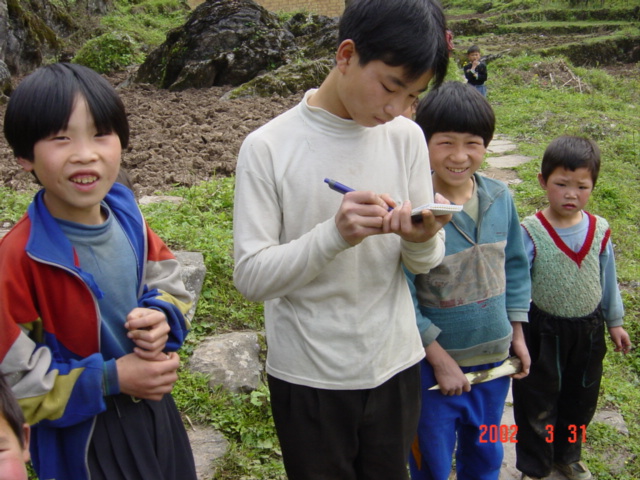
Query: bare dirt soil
[[0, 71, 301, 198]]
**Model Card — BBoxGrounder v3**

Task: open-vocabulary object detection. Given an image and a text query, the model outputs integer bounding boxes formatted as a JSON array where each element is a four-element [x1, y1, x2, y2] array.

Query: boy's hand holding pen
[[325, 178, 453, 245]]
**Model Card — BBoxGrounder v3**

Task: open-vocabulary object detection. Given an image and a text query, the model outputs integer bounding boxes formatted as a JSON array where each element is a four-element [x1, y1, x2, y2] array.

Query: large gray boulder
[[189, 331, 263, 393], [135, 0, 295, 91]]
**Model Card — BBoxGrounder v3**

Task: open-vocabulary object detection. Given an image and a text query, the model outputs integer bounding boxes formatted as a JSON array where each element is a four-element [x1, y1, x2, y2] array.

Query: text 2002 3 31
[[479, 425, 588, 444]]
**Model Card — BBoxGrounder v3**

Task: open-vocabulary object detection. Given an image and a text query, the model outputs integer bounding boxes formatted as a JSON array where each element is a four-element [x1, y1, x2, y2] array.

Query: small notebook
[[411, 203, 463, 221]]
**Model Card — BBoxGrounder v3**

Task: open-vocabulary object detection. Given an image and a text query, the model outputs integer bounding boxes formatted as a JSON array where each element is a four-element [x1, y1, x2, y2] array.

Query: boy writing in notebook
[[407, 81, 531, 480], [233, 0, 451, 478]]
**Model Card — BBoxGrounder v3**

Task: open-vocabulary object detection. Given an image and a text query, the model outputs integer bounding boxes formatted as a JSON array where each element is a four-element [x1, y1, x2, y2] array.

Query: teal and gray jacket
[[406, 174, 531, 366]]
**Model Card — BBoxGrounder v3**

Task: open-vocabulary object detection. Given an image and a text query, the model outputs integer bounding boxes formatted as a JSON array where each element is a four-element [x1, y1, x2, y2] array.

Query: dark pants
[[513, 303, 606, 478], [268, 363, 421, 480], [88, 394, 197, 480]]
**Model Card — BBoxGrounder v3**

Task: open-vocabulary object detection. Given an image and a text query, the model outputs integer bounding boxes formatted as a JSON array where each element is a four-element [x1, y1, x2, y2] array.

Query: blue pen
[[324, 178, 393, 211], [324, 178, 354, 194]]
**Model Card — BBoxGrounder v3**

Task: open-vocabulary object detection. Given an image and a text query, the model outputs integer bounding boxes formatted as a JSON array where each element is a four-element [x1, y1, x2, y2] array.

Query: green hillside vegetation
[[1, 0, 638, 478], [445, 0, 639, 69]]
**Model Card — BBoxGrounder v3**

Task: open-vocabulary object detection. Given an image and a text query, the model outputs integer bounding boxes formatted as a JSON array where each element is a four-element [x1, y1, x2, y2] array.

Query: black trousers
[[512, 303, 606, 478], [268, 363, 421, 480], [88, 394, 197, 480]]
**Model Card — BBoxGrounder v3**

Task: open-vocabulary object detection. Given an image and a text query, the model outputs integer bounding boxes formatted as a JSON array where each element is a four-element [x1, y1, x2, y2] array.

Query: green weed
[[139, 178, 264, 356], [72, 32, 144, 73], [0, 187, 32, 223]]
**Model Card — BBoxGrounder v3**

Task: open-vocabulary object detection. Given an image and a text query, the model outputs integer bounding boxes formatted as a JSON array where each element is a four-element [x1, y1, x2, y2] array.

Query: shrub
[[72, 32, 144, 73]]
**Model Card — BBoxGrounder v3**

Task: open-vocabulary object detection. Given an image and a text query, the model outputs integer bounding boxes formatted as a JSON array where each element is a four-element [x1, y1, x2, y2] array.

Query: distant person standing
[[463, 45, 487, 97]]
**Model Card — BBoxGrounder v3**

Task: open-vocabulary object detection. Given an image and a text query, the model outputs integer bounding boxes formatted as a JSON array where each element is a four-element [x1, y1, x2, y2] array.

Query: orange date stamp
[[479, 425, 587, 444]]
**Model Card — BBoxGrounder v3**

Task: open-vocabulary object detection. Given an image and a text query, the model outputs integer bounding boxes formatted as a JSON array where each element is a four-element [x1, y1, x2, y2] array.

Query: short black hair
[[540, 136, 601, 186], [0, 374, 26, 445], [414, 81, 495, 147], [467, 45, 481, 55], [339, 0, 449, 87], [4, 62, 129, 161]]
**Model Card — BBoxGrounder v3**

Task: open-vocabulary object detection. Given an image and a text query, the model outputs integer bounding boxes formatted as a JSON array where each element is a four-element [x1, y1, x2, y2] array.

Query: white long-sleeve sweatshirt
[[233, 90, 445, 390]]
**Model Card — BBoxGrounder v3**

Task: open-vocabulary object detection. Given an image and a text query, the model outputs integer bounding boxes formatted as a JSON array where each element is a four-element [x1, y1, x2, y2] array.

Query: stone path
[[483, 135, 531, 187]]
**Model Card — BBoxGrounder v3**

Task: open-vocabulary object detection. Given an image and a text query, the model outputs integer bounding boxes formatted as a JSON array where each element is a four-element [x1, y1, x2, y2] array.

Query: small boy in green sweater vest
[[513, 135, 632, 480]]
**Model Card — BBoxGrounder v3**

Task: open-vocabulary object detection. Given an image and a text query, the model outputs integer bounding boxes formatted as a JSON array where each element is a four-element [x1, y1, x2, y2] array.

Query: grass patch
[[0, 187, 32, 224], [72, 0, 190, 72], [101, 0, 190, 48], [172, 370, 286, 479], [140, 178, 264, 357]]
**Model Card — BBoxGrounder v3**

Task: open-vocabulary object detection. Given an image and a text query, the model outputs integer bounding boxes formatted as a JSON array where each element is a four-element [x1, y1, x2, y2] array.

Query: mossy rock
[[223, 58, 333, 99]]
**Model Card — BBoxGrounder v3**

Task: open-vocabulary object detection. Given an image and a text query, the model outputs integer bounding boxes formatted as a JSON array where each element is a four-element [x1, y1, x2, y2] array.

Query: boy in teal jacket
[[407, 81, 531, 480]]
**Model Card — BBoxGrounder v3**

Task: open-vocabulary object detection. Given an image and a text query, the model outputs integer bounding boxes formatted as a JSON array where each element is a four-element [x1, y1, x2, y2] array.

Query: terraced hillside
[[447, 6, 639, 72]]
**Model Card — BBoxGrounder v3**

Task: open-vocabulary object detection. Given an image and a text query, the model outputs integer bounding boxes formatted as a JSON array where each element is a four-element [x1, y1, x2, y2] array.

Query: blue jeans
[[473, 84, 487, 97], [409, 358, 510, 480]]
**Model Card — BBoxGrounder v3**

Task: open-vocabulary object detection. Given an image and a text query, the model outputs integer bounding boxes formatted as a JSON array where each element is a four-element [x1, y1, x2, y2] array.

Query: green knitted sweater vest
[[522, 211, 610, 318]]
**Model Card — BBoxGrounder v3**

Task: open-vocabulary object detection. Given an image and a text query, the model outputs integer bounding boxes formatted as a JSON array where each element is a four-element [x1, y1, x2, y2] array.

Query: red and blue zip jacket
[[0, 183, 193, 480]]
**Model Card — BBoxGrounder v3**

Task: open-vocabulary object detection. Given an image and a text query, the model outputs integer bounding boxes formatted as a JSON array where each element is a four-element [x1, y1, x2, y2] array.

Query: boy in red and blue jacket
[[0, 63, 196, 480]]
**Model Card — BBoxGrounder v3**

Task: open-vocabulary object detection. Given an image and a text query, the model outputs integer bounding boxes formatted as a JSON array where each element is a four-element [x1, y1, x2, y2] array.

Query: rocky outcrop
[[0, 60, 12, 101], [135, 0, 295, 91], [1, 0, 60, 74], [0, 0, 111, 75], [283, 11, 338, 60], [222, 57, 332, 99], [133, 2, 340, 94]]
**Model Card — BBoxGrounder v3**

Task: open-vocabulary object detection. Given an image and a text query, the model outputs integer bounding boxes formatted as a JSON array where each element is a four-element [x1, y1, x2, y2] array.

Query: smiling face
[[539, 166, 594, 227], [0, 416, 29, 480], [18, 95, 122, 225], [428, 131, 487, 203], [326, 40, 433, 127]]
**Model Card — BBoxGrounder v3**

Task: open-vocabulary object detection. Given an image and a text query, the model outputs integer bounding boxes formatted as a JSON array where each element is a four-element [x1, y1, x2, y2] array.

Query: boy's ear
[[21, 423, 31, 462], [17, 157, 34, 172], [537, 172, 547, 190], [336, 39, 357, 73]]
